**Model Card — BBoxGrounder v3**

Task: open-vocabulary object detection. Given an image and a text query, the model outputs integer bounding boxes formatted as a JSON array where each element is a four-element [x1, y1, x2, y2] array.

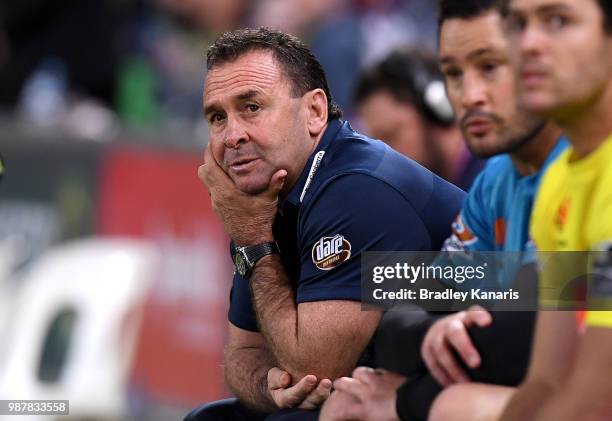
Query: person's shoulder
[[539, 148, 571, 195], [297, 172, 434, 250], [462, 154, 513, 203], [598, 135, 612, 181], [477, 154, 515, 185], [322, 121, 388, 173], [306, 171, 411, 209], [589, 139, 612, 230]]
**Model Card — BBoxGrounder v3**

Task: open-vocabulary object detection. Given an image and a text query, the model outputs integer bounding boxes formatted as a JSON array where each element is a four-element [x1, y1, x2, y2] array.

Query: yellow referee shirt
[[531, 133, 612, 327]]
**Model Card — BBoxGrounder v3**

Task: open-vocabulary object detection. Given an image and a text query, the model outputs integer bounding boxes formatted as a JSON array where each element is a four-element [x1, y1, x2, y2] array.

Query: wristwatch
[[232, 242, 280, 278]]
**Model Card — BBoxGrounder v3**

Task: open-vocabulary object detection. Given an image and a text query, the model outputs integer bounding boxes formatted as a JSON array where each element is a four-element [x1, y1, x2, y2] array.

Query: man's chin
[[464, 133, 499, 159], [233, 179, 268, 195], [519, 92, 558, 117]]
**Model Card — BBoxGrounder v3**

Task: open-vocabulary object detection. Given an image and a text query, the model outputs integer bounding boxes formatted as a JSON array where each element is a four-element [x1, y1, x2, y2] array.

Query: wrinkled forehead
[[204, 50, 289, 101], [439, 13, 508, 63]]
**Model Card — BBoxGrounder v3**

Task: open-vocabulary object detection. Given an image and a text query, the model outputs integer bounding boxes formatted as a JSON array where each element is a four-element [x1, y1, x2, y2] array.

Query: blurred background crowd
[[0, 0, 482, 419]]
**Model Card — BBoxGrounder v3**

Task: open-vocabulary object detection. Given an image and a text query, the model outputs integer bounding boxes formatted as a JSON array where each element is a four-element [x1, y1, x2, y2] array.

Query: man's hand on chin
[[199, 145, 287, 245]]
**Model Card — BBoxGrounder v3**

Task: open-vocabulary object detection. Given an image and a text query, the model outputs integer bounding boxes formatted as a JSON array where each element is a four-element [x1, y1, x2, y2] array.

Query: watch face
[[233, 253, 247, 276]]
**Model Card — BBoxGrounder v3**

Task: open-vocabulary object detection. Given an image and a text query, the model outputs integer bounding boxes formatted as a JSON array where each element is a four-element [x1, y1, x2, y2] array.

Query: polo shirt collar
[[284, 118, 344, 207]]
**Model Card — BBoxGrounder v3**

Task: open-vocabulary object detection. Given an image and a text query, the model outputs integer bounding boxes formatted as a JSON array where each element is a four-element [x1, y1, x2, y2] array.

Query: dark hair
[[596, 0, 611, 32], [438, 0, 501, 29], [354, 48, 454, 126], [206, 27, 342, 121]]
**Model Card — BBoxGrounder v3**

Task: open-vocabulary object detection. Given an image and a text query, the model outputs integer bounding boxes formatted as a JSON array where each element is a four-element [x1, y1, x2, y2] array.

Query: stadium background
[[0, 0, 444, 419]]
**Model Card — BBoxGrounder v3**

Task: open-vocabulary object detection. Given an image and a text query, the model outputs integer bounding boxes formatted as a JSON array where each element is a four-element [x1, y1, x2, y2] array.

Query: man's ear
[[304, 88, 329, 137]]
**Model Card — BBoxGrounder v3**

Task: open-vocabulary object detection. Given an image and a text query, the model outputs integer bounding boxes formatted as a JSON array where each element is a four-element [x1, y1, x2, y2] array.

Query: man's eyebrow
[[536, 3, 573, 15], [204, 89, 264, 116], [507, 3, 572, 16], [467, 48, 498, 60], [440, 48, 499, 66], [440, 56, 457, 66], [236, 89, 262, 101], [204, 103, 221, 116]]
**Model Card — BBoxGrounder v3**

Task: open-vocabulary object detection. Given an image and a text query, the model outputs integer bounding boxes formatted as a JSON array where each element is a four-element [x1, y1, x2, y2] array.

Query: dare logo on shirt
[[312, 234, 351, 270]]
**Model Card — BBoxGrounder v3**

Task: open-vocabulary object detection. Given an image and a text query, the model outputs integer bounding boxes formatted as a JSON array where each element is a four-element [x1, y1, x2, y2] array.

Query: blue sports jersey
[[228, 119, 466, 331], [441, 137, 568, 288]]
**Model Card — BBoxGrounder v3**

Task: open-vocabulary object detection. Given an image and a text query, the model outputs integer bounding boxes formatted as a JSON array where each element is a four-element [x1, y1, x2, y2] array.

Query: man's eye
[[481, 62, 498, 74], [246, 104, 260, 112], [507, 15, 527, 33], [444, 68, 463, 80], [210, 112, 225, 123], [547, 15, 568, 30]]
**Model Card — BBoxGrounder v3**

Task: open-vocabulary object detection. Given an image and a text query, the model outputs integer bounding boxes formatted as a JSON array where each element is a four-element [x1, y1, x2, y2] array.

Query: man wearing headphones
[[354, 48, 484, 191]]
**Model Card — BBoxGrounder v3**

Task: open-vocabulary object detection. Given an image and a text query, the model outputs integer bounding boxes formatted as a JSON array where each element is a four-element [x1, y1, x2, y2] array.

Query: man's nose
[[224, 117, 248, 149], [519, 23, 546, 59], [461, 71, 488, 110]]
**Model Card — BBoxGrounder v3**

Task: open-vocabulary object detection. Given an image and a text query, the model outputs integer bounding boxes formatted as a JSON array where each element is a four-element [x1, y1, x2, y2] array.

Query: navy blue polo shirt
[[229, 119, 465, 331]]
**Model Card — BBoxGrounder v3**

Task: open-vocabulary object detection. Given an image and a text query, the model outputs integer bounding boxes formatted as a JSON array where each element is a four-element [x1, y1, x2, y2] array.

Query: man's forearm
[[224, 346, 277, 413], [500, 379, 555, 421], [250, 255, 304, 375], [532, 390, 590, 421], [250, 255, 360, 380], [532, 371, 612, 421]]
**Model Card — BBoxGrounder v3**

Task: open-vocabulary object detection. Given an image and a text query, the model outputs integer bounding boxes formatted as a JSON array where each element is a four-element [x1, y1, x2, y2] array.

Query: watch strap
[[234, 241, 280, 278], [243, 241, 280, 264]]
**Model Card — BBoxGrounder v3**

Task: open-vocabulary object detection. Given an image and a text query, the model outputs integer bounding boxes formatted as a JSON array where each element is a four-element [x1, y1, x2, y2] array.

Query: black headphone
[[379, 49, 455, 126]]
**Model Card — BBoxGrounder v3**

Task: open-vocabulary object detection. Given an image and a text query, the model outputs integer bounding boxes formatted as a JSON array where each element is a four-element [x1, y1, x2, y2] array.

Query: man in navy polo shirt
[[188, 27, 464, 420]]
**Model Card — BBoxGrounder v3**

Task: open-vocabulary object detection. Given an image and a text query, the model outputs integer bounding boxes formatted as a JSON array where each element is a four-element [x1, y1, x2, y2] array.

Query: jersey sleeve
[[227, 272, 259, 331], [295, 173, 434, 304], [227, 242, 259, 332], [442, 170, 494, 252]]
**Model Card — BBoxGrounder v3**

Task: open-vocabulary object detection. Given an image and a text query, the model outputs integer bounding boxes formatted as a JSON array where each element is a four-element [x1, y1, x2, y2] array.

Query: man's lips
[[463, 117, 494, 136], [520, 66, 548, 88], [228, 157, 260, 173]]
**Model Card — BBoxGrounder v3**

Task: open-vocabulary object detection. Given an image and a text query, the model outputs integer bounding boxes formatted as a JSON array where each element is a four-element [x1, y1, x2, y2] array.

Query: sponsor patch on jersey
[[556, 197, 571, 229], [494, 218, 506, 246], [445, 214, 477, 249], [311, 234, 351, 270]]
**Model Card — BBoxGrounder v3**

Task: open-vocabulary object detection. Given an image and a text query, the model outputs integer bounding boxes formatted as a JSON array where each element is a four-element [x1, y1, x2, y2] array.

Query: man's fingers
[[286, 375, 318, 405], [423, 338, 453, 387], [352, 366, 378, 385], [333, 377, 367, 401], [271, 374, 318, 408], [203, 144, 213, 165], [201, 146, 232, 189], [299, 378, 332, 409], [267, 169, 287, 198], [432, 335, 469, 384], [319, 391, 362, 421], [428, 361, 453, 387], [438, 352, 470, 385], [197, 164, 207, 185], [421, 342, 441, 384], [268, 367, 291, 390], [466, 306, 493, 328], [446, 319, 481, 369]]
